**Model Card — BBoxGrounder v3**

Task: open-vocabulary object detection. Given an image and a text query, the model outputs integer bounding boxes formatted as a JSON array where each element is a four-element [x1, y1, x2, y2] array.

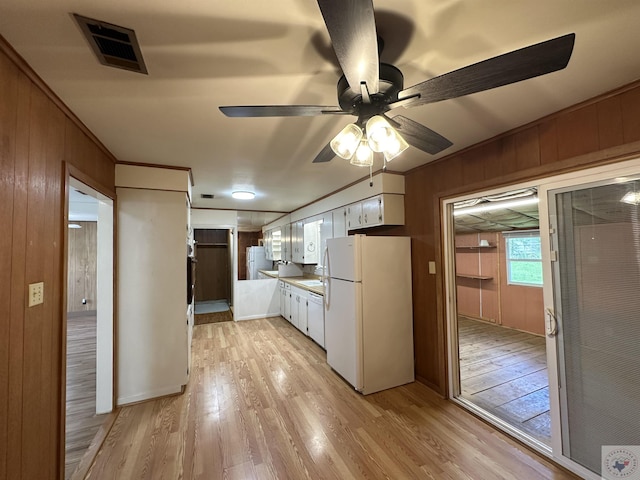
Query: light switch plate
[[428, 261, 436, 275], [28, 282, 44, 307]]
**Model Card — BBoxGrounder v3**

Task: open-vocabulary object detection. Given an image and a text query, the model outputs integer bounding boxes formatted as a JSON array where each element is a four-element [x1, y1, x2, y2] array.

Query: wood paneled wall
[[67, 221, 98, 313], [0, 38, 116, 480], [401, 81, 640, 395]]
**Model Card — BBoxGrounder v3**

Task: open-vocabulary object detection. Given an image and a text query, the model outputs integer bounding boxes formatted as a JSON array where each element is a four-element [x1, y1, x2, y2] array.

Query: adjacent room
[[451, 188, 549, 444]]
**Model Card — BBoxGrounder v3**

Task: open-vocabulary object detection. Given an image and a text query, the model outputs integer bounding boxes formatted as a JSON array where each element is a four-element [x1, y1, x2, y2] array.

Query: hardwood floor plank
[[86, 317, 576, 479], [458, 317, 551, 445]]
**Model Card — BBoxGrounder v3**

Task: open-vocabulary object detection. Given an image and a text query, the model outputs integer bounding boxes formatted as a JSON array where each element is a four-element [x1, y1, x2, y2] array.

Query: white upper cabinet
[[282, 223, 292, 262], [291, 220, 304, 263], [332, 207, 347, 238], [346, 202, 362, 230], [348, 194, 405, 231]]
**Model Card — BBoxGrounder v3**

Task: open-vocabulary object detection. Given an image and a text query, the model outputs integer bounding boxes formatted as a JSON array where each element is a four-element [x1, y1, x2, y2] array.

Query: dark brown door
[[195, 245, 229, 302]]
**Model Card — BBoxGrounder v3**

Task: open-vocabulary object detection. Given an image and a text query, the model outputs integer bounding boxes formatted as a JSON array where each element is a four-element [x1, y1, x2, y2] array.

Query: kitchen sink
[[297, 279, 323, 287]]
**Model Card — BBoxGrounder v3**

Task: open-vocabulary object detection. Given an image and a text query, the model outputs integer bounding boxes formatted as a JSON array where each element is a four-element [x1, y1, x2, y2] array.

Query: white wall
[[234, 279, 280, 321], [191, 208, 238, 228], [95, 198, 114, 414], [117, 188, 188, 405]]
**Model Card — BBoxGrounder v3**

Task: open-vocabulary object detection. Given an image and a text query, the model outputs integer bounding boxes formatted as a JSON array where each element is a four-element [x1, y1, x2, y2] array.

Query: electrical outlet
[[28, 282, 44, 307]]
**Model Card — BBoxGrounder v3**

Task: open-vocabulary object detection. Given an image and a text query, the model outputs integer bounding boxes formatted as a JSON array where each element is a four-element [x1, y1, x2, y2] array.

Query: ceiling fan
[[219, 0, 575, 165]]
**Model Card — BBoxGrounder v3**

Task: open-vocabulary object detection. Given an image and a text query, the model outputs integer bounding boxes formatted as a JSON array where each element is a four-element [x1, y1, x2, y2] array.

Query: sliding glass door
[[543, 173, 640, 479]]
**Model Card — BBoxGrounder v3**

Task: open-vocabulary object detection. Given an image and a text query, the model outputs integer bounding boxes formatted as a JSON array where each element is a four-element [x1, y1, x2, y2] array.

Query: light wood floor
[[84, 316, 576, 479], [65, 313, 109, 480], [458, 316, 550, 444]]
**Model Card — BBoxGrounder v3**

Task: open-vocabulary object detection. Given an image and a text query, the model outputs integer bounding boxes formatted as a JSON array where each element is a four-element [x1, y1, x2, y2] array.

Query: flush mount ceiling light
[[232, 191, 255, 200]]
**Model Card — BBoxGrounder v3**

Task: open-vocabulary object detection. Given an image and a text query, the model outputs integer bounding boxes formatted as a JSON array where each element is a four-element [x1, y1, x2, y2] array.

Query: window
[[504, 230, 543, 286]]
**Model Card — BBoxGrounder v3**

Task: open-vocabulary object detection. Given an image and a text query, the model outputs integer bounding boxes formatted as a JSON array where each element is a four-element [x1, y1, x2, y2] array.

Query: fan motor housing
[[337, 63, 404, 118]]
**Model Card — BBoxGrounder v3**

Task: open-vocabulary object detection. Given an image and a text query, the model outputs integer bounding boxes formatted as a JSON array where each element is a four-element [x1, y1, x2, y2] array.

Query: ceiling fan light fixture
[[330, 123, 363, 160], [382, 131, 409, 162], [350, 140, 373, 167], [232, 191, 255, 200], [365, 115, 394, 152]]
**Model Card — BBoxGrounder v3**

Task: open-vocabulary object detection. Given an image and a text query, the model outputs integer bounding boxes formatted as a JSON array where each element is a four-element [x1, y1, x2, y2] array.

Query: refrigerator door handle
[[323, 246, 330, 309]]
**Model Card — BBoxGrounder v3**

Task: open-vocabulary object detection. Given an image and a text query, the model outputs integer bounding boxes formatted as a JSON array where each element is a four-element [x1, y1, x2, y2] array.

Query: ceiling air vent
[[201, 194, 215, 199], [73, 13, 148, 74]]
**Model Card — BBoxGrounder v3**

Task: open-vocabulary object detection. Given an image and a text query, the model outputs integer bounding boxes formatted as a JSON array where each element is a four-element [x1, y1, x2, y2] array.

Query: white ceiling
[[2, 0, 640, 217]]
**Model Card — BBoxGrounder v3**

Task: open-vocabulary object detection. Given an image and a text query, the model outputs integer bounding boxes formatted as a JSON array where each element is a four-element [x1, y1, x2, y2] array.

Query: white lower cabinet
[[290, 286, 307, 333], [279, 280, 325, 348], [283, 283, 292, 323], [307, 292, 325, 348]]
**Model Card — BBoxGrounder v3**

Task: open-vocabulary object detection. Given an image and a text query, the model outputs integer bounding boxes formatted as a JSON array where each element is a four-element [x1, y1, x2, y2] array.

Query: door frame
[[443, 156, 640, 480], [61, 163, 117, 477], [442, 178, 549, 453]]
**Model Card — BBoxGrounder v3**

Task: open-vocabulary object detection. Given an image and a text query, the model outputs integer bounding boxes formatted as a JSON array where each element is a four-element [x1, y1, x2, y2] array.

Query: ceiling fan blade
[[317, 0, 379, 93], [390, 115, 453, 155], [312, 142, 335, 163], [219, 105, 346, 117], [398, 33, 575, 107]]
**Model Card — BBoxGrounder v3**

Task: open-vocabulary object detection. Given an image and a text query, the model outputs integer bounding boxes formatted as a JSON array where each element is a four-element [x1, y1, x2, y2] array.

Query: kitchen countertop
[[258, 270, 324, 295]]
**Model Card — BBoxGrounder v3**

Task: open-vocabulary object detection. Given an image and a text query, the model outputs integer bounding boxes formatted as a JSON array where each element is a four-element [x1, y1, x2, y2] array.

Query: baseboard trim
[[235, 313, 281, 321], [116, 385, 183, 406]]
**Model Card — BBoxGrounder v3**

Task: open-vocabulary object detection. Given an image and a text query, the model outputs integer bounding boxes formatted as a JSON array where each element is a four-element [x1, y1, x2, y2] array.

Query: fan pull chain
[[369, 164, 373, 187]]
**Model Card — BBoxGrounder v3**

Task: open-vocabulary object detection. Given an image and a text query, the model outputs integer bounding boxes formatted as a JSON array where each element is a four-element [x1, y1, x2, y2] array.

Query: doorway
[[445, 158, 640, 479], [194, 228, 233, 323], [65, 177, 114, 479], [447, 187, 550, 446]]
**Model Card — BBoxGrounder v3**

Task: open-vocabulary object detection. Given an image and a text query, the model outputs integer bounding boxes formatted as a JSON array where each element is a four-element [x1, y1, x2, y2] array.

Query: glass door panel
[[548, 178, 640, 476]]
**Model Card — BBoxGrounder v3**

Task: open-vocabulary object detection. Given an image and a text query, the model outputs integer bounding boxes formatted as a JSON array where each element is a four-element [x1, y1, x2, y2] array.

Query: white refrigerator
[[246, 246, 272, 280], [324, 235, 414, 395]]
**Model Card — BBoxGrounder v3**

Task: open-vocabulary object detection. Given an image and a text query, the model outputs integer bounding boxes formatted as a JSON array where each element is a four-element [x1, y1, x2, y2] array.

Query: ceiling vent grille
[[201, 194, 215, 199], [73, 14, 148, 74]]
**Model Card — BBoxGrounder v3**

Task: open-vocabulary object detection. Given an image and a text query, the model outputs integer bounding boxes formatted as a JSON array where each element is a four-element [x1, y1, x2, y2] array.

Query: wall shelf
[[455, 245, 496, 249], [456, 274, 493, 280]]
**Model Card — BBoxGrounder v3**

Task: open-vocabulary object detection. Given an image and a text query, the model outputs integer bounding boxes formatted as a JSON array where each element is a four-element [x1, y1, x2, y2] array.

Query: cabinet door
[[291, 287, 307, 333], [292, 220, 305, 263], [279, 286, 285, 317], [362, 196, 383, 226], [346, 202, 362, 231], [283, 223, 292, 262], [332, 207, 347, 238], [307, 296, 324, 348], [299, 296, 308, 334], [285, 287, 292, 323]]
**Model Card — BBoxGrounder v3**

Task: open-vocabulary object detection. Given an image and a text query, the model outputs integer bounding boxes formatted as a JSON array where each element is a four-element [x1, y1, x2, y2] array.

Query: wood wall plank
[[621, 86, 640, 144], [0, 41, 116, 479], [6, 68, 31, 480], [0, 48, 19, 480], [597, 96, 624, 149], [556, 104, 599, 160]]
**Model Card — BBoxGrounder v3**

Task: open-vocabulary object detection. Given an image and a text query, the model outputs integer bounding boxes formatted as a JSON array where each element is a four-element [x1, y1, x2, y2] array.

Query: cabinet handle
[[358, 215, 361, 224], [364, 213, 368, 223]]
